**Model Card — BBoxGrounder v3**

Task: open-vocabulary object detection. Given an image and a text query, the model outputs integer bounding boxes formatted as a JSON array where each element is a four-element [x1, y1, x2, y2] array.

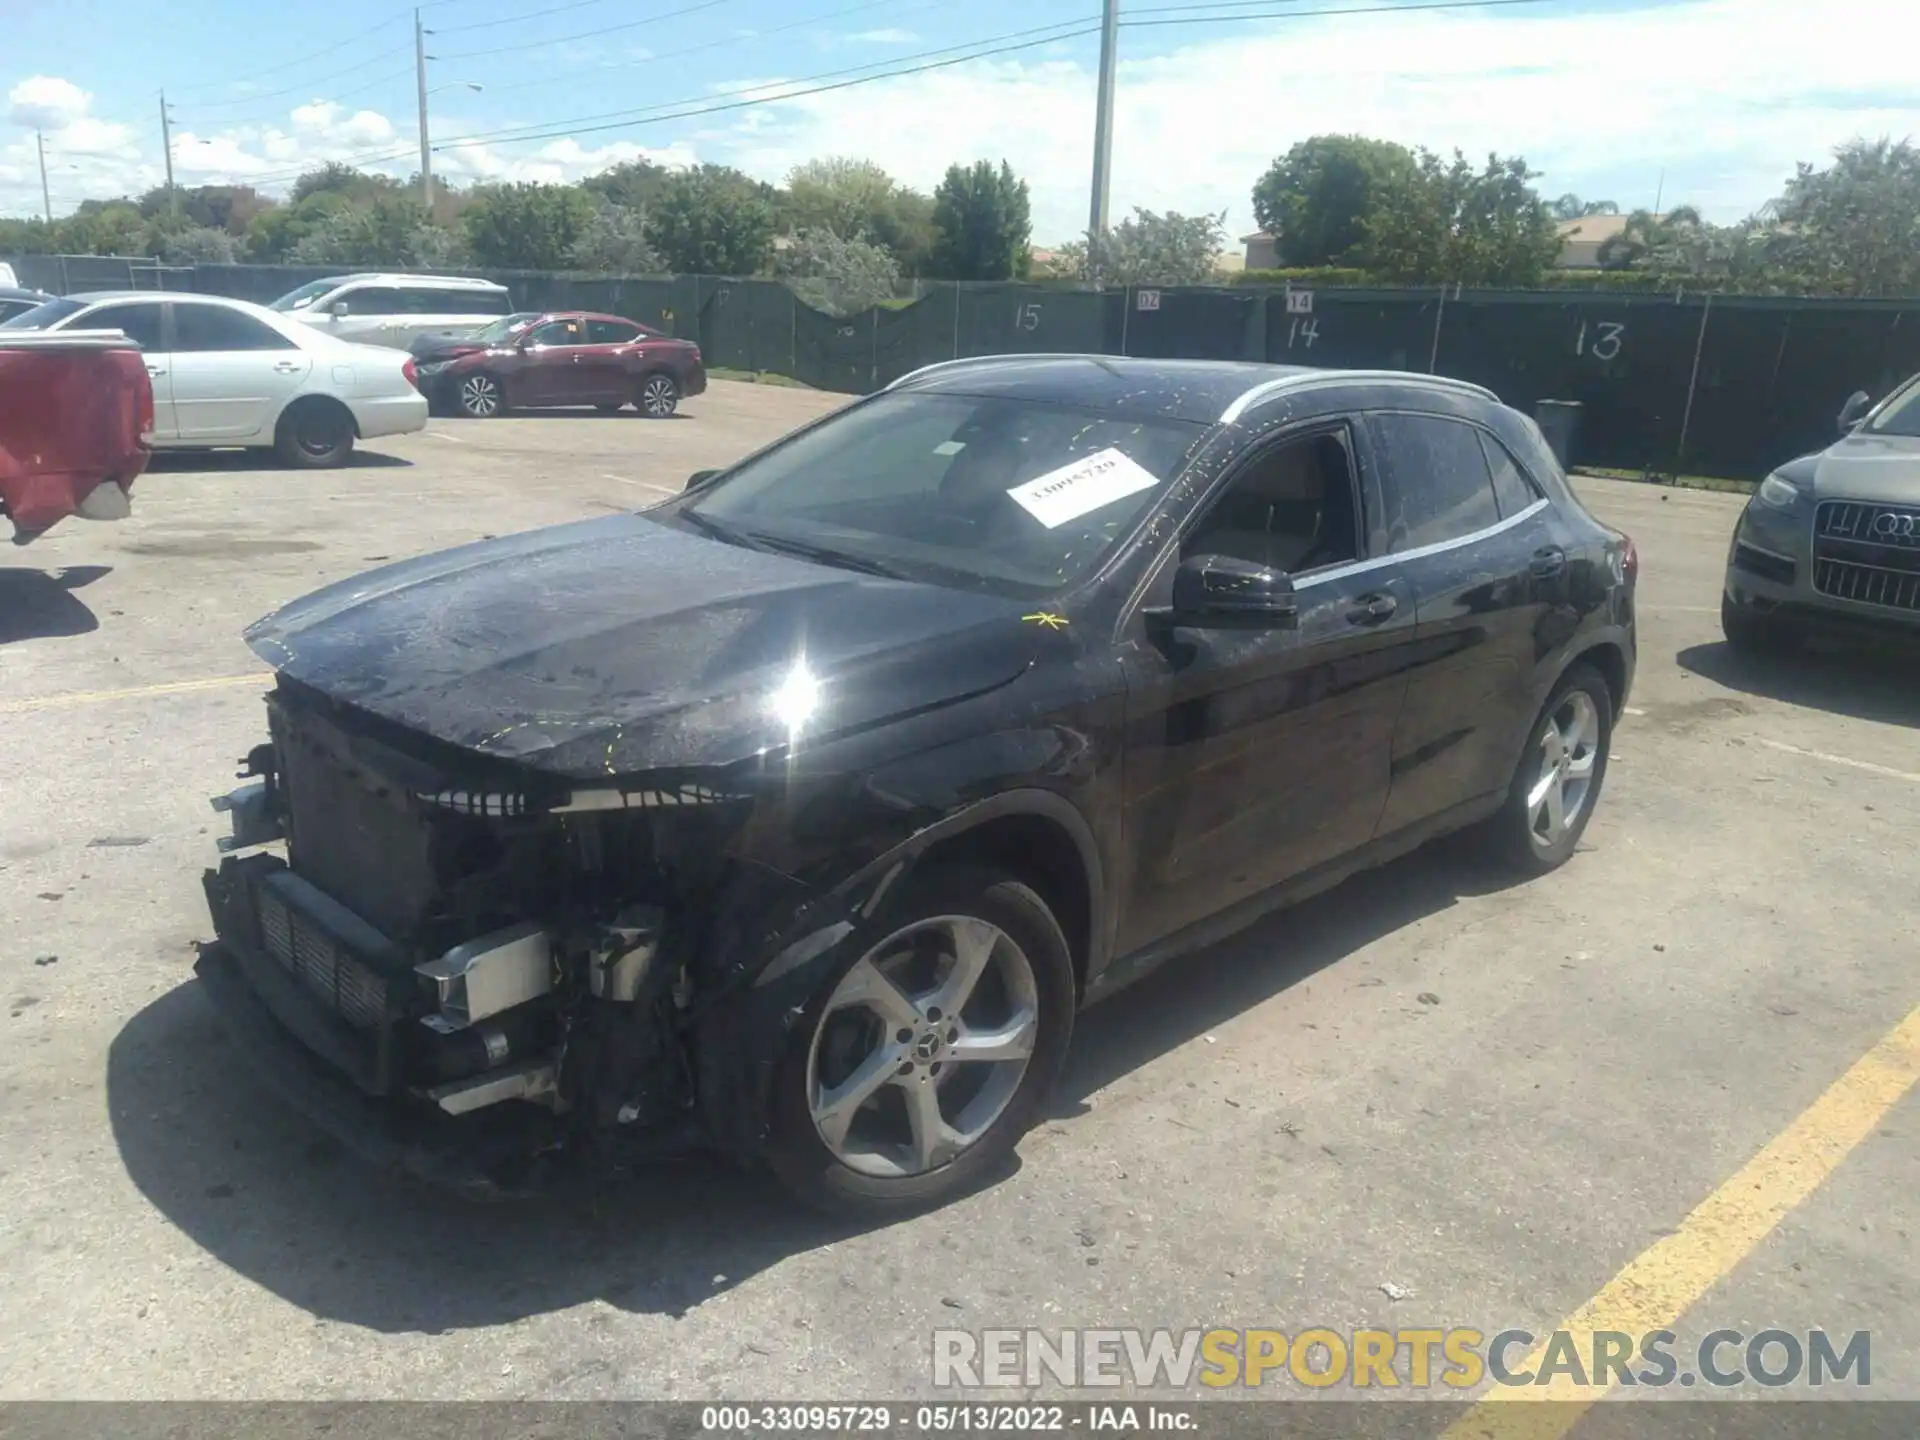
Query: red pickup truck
[[0, 330, 153, 544]]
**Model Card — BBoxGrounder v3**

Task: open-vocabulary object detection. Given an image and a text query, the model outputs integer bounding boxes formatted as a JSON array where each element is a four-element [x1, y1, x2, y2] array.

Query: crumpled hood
[[1809, 432, 1920, 504], [408, 335, 488, 363], [245, 514, 1036, 779]]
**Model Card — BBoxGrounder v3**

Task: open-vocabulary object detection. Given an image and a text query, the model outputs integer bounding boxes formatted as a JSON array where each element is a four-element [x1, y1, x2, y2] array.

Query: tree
[[289, 162, 409, 208], [155, 225, 238, 264], [289, 193, 437, 267], [1057, 208, 1226, 285], [783, 157, 935, 272], [1251, 135, 1416, 267], [928, 159, 1032, 281], [136, 184, 275, 235], [568, 201, 664, 274], [776, 227, 901, 316], [1354, 148, 1562, 286], [1596, 206, 1704, 271], [643, 165, 776, 275], [461, 182, 594, 269], [1551, 193, 1620, 220], [55, 202, 149, 256], [1771, 138, 1920, 297], [581, 159, 672, 213]]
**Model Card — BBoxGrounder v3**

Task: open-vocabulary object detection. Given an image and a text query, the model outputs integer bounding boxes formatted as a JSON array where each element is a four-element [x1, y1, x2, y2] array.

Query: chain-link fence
[[10, 253, 1920, 479]]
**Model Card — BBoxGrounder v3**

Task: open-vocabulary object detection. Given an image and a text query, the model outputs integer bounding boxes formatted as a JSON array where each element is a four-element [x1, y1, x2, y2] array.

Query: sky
[[1, 0, 1916, 246]]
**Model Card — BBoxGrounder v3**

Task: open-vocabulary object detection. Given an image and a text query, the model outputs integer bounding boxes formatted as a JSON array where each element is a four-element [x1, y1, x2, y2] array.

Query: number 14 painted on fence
[[1286, 317, 1320, 349]]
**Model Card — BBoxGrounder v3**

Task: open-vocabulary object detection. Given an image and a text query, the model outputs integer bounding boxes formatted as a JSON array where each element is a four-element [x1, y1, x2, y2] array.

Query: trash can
[[1533, 400, 1582, 471]]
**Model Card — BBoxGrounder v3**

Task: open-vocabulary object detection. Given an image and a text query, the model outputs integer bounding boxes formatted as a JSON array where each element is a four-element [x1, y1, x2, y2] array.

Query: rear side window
[[1370, 412, 1501, 552], [1480, 433, 1540, 518], [455, 289, 514, 316], [587, 318, 643, 344], [77, 302, 165, 352], [171, 304, 296, 353]]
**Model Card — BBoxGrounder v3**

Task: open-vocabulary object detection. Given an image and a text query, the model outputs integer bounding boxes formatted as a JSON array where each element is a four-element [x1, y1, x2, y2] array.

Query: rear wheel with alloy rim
[[1488, 663, 1612, 875], [638, 373, 680, 418], [765, 865, 1074, 1215], [457, 373, 505, 418]]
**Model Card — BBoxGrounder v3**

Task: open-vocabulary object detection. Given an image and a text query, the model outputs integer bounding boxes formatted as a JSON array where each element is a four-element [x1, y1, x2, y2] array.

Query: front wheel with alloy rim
[[637, 373, 680, 418], [1488, 664, 1613, 875], [457, 373, 506, 418], [765, 865, 1075, 1216]]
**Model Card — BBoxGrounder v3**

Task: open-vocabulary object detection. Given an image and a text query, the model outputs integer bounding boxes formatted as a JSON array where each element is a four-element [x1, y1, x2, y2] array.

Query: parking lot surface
[[2, 381, 1916, 1409]]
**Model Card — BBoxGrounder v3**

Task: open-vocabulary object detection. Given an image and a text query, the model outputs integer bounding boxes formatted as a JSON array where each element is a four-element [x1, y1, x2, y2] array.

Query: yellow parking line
[[0, 673, 271, 715], [1444, 999, 1920, 1438]]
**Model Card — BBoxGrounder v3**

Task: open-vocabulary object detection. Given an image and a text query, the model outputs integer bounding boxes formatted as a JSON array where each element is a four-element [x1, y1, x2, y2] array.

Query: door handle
[[1529, 546, 1568, 580], [272, 361, 301, 373], [1347, 592, 1398, 625]]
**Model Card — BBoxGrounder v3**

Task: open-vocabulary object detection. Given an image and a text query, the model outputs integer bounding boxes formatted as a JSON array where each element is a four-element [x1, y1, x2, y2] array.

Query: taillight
[[137, 367, 155, 443], [402, 357, 419, 390], [1619, 533, 1638, 585]]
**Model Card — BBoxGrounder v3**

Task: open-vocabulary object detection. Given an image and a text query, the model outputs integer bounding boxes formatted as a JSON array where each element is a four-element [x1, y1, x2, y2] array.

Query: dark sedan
[[192, 356, 1636, 1216], [408, 310, 705, 419], [0, 286, 55, 324]]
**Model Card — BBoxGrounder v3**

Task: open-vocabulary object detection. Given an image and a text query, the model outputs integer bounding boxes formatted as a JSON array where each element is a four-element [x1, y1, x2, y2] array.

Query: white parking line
[[1758, 738, 1920, 785], [423, 429, 466, 444], [1637, 603, 1721, 613]]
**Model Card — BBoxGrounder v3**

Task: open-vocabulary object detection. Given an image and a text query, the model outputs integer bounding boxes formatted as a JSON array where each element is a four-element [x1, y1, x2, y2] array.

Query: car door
[[1367, 409, 1576, 835], [511, 318, 589, 406], [1116, 419, 1419, 952], [325, 285, 402, 347], [577, 317, 644, 401], [164, 302, 313, 442], [69, 301, 176, 440]]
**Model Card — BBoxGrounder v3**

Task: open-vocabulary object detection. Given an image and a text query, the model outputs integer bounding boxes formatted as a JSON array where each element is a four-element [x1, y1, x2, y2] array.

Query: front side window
[[74, 302, 166, 352], [171, 304, 296, 353], [1867, 375, 1920, 437], [680, 391, 1203, 597], [268, 277, 348, 312], [1185, 430, 1361, 575], [333, 287, 402, 317], [526, 318, 586, 347], [1370, 412, 1502, 552], [471, 313, 542, 344]]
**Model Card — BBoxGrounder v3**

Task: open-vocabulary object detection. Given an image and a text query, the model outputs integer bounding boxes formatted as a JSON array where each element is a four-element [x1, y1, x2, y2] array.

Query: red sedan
[[408, 311, 706, 419]]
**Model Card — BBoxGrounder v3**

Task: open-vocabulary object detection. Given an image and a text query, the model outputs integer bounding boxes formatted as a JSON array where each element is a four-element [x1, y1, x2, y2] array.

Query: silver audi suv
[[1723, 373, 1920, 652]]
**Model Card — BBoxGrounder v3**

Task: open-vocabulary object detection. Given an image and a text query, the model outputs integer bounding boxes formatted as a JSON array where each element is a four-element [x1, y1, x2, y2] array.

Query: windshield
[[268, 277, 348, 312], [471, 312, 543, 343], [680, 392, 1203, 598], [1867, 375, 1920, 437], [0, 297, 87, 331]]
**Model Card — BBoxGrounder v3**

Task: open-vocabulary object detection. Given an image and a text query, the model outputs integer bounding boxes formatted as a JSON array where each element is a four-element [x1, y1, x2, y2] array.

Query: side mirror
[[1162, 553, 1299, 627], [327, 300, 349, 318], [1838, 390, 1872, 434], [685, 469, 720, 492]]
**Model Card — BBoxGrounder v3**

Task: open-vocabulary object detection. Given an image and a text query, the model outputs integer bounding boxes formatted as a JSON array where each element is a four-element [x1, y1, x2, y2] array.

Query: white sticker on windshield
[[1005, 447, 1161, 529], [933, 440, 966, 456]]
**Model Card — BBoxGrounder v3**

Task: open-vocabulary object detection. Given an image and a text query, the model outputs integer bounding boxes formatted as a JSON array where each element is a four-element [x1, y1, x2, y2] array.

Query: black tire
[[764, 863, 1076, 1218], [1488, 663, 1613, 876], [456, 372, 507, 419], [273, 399, 356, 469], [636, 372, 680, 418], [1721, 594, 1797, 657]]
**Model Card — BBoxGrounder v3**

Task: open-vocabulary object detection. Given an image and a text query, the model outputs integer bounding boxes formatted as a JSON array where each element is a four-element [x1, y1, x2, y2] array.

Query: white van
[[268, 274, 515, 349]]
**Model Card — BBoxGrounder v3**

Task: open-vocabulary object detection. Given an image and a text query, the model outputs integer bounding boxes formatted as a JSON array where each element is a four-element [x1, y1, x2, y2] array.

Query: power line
[[469, 0, 928, 101], [177, 43, 416, 115], [1124, 0, 1556, 24], [435, 0, 623, 35], [436, 0, 740, 60], [165, 15, 411, 96]]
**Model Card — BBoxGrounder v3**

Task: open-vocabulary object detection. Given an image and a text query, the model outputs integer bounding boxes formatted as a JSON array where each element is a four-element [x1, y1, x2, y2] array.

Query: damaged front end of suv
[[192, 512, 1066, 1205]]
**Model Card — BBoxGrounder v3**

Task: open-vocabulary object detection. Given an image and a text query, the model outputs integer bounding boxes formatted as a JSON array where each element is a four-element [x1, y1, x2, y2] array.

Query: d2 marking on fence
[[1136, 289, 1161, 312]]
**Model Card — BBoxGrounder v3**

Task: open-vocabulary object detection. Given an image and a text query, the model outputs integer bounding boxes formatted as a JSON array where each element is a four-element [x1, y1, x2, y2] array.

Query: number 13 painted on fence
[[1576, 321, 1625, 361]]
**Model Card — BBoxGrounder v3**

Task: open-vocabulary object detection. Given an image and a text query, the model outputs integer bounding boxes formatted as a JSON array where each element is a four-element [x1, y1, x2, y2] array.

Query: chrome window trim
[[1293, 497, 1549, 590]]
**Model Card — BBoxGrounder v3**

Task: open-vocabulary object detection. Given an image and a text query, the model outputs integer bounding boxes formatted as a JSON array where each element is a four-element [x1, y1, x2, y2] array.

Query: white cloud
[[844, 28, 920, 45], [703, 0, 1920, 242], [7, 75, 90, 131]]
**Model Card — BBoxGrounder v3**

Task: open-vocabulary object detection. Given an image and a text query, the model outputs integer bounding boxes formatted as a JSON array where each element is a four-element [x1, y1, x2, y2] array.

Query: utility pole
[[415, 8, 434, 213], [35, 130, 52, 224], [159, 91, 178, 216], [1085, 0, 1120, 281]]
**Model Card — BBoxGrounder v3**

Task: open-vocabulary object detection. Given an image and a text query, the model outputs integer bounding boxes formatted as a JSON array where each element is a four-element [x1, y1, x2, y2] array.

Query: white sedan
[[0, 290, 427, 468]]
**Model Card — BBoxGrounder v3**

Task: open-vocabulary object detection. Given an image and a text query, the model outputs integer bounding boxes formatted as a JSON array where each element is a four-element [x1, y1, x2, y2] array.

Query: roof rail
[[885, 353, 1092, 390], [1219, 369, 1498, 424]]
